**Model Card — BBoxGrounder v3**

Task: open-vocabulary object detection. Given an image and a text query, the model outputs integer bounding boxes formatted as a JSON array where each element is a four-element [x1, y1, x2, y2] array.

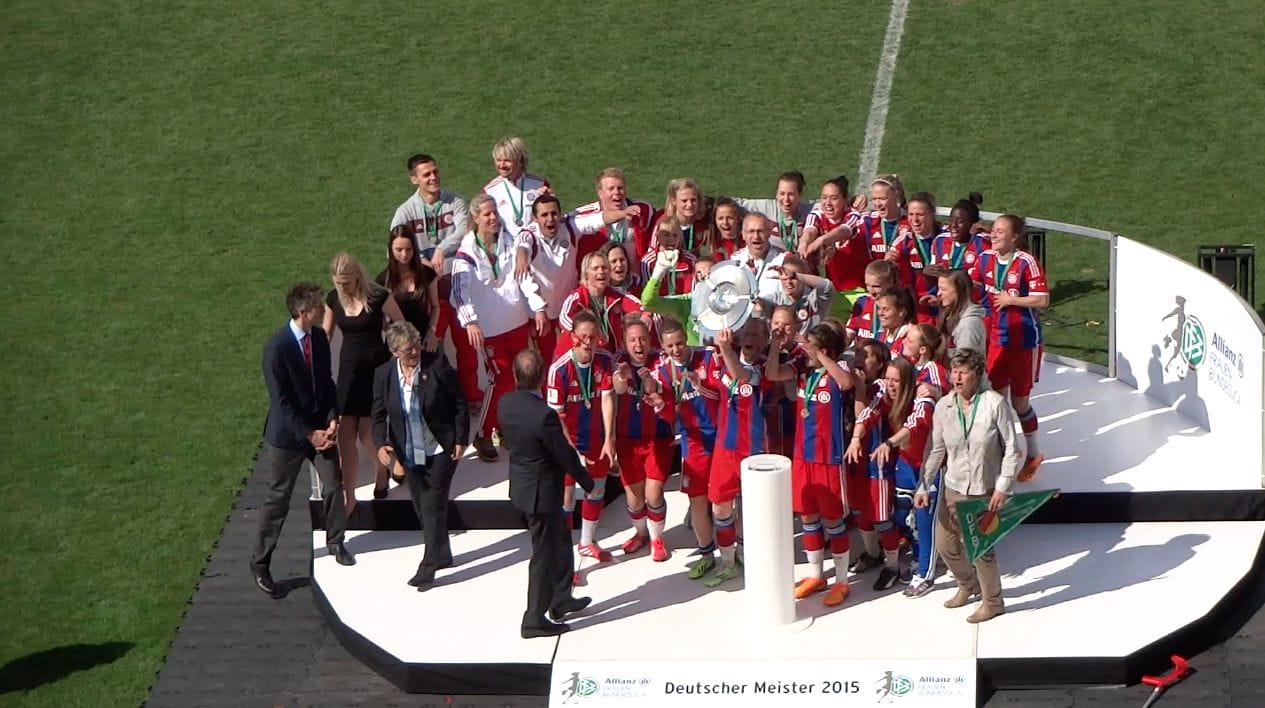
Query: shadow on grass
[[0, 641, 133, 694], [1048, 277, 1105, 305]]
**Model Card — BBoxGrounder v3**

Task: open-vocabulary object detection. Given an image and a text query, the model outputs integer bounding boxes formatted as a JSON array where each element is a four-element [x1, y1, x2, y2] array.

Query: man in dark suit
[[499, 350, 596, 638], [253, 283, 355, 597], [372, 322, 469, 590]]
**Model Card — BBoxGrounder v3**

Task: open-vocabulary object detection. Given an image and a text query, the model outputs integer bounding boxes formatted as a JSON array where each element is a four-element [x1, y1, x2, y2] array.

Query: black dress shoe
[[549, 596, 592, 620], [329, 543, 356, 566], [408, 565, 436, 589], [373, 485, 389, 500], [253, 567, 276, 597], [521, 622, 570, 639]]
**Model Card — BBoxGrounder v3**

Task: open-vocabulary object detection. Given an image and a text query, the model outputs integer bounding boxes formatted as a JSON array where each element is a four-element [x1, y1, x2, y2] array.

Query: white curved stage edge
[[310, 218, 1265, 705]]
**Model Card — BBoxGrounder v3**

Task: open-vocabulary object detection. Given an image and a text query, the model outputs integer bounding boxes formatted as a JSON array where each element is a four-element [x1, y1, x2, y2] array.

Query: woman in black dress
[[323, 252, 405, 508], [376, 225, 440, 353], [375, 226, 441, 484]]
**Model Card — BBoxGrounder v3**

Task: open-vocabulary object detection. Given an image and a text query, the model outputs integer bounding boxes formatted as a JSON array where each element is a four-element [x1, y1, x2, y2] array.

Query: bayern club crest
[[816, 391, 831, 404], [526, 189, 540, 202], [966, 252, 977, 263], [1008, 272, 1020, 285], [739, 383, 754, 397]]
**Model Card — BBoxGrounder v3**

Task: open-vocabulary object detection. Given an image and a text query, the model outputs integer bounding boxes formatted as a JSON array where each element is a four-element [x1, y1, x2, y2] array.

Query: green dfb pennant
[[955, 489, 1059, 564]]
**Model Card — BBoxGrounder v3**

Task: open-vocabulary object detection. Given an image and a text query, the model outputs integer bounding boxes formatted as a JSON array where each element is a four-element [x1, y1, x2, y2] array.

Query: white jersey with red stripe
[[514, 212, 607, 320], [483, 173, 550, 230]]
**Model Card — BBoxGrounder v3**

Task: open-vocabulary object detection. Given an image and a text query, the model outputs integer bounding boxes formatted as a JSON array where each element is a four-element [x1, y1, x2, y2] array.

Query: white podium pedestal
[[740, 454, 813, 635]]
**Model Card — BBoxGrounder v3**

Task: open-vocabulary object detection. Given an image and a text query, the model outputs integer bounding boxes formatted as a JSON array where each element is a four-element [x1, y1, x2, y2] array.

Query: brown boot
[[943, 586, 980, 609], [967, 604, 1005, 623]]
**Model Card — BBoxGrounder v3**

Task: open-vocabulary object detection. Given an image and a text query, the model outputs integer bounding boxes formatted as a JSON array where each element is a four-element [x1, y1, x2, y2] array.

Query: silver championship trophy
[[692, 258, 758, 340]]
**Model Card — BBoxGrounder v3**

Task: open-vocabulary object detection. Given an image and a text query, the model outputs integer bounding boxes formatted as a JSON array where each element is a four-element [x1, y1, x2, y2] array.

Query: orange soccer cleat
[[794, 576, 828, 599], [1017, 453, 1045, 482], [823, 582, 851, 607]]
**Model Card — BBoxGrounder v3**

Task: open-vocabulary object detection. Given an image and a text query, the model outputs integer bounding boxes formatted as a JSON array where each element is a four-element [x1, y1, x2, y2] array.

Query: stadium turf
[[1, 1, 1262, 704]]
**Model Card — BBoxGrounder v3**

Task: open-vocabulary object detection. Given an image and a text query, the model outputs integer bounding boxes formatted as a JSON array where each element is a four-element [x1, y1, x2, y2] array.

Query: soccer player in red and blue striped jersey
[[854, 175, 909, 261], [886, 193, 950, 323], [845, 260, 899, 347], [612, 320, 676, 563], [971, 214, 1050, 481], [546, 311, 616, 570], [703, 319, 775, 588], [657, 318, 722, 577], [767, 323, 856, 607]]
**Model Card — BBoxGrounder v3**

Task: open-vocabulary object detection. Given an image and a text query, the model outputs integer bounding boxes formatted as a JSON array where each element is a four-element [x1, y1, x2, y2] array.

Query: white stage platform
[[312, 358, 1265, 700], [314, 481, 1265, 692]]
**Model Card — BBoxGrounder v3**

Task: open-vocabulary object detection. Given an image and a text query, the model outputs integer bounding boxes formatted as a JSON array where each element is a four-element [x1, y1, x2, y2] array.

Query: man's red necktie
[[302, 335, 312, 369]]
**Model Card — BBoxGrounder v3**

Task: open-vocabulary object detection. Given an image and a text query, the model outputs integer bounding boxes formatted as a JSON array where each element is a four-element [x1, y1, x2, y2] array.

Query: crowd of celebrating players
[[326, 136, 1050, 622]]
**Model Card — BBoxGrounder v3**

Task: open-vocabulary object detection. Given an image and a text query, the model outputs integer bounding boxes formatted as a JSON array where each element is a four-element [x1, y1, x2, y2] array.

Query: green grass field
[[2, 1, 1263, 705]]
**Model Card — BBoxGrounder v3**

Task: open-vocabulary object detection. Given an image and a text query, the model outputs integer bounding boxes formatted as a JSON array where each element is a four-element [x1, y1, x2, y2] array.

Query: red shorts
[[792, 458, 847, 519], [707, 447, 744, 505], [987, 344, 1039, 397], [680, 439, 712, 498], [846, 460, 873, 520], [617, 438, 673, 486], [564, 453, 612, 488]]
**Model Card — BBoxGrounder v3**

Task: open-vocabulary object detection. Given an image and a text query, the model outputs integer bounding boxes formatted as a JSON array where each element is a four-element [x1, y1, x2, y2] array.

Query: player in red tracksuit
[[657, 318, 722, 577], [546, 311, 617, 580], [846, 357, 934, 591], [612, 320, 676, 563], [846, 341, 893, 573], [766, 323, 856, 607], [901, 323, 949, 400], [702, 319, 775, 588], [874, 286, 918, 356]]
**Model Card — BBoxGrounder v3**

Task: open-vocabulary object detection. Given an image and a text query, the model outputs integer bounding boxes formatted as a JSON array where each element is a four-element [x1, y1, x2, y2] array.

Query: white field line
[[856, 0, 912, 187]]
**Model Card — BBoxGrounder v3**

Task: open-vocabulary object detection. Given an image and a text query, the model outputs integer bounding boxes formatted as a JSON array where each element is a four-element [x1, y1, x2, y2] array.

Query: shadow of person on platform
[[0, 642, 133, 694], [1012, 361, 1205, 497], [568, 566, 725, 629], [1001, 533, 1208, 612], [431, 531, 533, 587]]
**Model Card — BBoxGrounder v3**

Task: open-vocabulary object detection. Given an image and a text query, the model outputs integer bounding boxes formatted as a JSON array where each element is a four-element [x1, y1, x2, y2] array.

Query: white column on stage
[[739, 454, 810, 634]]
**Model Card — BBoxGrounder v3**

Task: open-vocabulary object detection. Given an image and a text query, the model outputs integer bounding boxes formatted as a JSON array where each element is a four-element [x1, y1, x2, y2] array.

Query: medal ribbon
[[476, 232, 499, 280], [609, 220, 627, 244], [993, 256, 1015, 306], [956, 393, 981, 437], [588, 291, 610, 344], [780, 213, 797, 245], [501, 177, 524, 226], [683, 224, 695, 252], [950, 241, 966, 269], [572, 352, 593, 406], [804, 368, 826, 408], [881, 219, 898, 248], [913, 234, 933, 269], [422, 199, 442, 242]]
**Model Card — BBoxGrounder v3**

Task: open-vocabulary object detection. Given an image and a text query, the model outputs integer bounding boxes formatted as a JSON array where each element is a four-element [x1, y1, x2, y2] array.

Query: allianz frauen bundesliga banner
[[1113, 237, 1264, 487]]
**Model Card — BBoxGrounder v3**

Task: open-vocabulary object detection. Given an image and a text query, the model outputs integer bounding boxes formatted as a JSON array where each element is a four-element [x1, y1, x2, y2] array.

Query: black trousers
[[252, 443, 346, 572], [403, 452, 458, 569], [523, 509, 574, 629]]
